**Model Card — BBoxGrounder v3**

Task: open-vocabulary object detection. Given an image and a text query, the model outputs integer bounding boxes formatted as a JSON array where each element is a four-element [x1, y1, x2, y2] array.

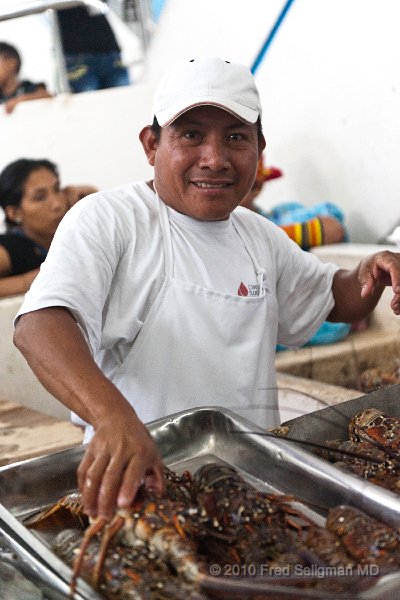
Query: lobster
[[326, 505, 400, 566], [311, 408, 400, 497], [24, 462, 400, 599], [349, 408, 400, 453]]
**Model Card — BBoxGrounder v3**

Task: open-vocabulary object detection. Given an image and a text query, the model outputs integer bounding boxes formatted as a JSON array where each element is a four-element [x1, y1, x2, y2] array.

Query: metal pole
[[47, 8, 71, 94], [134, 0, 152, 55], [0, 0, 107, 22], [250, 0, 296, 75]]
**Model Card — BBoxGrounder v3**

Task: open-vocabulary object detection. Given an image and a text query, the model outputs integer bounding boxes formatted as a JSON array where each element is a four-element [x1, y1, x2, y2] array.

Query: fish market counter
[[0, 398, 83, 467]]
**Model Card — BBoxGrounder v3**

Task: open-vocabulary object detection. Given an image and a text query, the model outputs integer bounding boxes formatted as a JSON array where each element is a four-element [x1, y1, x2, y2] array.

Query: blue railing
[[251, 0, 296, 75]]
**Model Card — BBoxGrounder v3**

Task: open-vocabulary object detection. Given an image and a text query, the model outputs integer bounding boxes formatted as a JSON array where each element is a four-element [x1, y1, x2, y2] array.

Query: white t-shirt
[[17, 181, 338, 415]]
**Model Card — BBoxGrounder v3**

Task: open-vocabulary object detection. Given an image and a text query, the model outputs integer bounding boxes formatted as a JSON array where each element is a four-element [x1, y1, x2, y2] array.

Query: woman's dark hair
[[0, 158, 59, 227]]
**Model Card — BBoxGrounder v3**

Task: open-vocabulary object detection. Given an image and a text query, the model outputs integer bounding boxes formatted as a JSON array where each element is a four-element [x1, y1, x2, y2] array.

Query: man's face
[[140, 106, 265, 221]]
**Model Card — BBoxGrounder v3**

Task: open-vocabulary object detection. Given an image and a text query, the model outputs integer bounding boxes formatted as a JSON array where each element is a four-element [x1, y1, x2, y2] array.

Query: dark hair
[[151, 115, 264, 141], [0, 158, 59, 227], [256, 116, 264, 141], [151, 115, 161, 139], [0, 42, 21, 73]]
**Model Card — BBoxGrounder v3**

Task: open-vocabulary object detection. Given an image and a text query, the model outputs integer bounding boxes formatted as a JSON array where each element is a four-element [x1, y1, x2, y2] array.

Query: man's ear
[[139, 126, 159, 167]]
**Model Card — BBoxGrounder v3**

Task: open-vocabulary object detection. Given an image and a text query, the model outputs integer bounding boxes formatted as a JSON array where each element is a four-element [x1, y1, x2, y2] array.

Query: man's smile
[[192, 181, 233, 189]]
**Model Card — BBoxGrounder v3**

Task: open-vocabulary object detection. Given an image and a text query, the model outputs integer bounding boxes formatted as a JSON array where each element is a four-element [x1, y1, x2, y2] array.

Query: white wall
[[143, 0, 400, 243], [0, 84, 155, 190], [0, 294, 70, 419], [1, 0, 400, 242]]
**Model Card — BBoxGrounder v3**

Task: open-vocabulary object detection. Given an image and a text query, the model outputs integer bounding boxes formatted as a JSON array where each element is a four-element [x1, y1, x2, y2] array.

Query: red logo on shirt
[[238, 282, 249, 296]]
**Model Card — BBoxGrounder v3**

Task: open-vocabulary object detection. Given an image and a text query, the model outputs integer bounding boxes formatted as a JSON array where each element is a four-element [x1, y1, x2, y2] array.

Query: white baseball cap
[[153, 56, 262, 127]]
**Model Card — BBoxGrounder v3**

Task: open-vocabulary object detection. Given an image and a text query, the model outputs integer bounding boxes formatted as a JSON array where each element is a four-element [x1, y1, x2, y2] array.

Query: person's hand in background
[[62, 185, 98, 208]]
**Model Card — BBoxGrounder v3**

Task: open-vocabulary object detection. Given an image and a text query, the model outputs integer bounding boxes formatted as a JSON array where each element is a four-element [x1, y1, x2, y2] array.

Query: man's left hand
[[358, 250, 400, 314]]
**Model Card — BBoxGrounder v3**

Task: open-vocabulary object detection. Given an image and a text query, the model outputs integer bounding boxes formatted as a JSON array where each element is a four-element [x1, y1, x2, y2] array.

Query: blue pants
[[65, 51, 130, 93]]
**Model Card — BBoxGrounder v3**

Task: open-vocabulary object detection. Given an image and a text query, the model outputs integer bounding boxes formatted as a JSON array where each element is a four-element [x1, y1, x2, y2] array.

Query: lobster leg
[[92, 514, 125, 586], [70, 516, 108, 598]]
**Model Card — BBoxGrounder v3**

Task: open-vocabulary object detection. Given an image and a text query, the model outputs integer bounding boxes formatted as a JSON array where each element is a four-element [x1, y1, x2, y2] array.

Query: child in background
[[241, 158, 346, 249], [0, 42, 51, 114]]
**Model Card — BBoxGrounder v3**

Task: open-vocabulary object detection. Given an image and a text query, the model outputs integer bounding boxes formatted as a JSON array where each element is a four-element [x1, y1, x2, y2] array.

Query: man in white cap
[[14, 57, 400, 519]]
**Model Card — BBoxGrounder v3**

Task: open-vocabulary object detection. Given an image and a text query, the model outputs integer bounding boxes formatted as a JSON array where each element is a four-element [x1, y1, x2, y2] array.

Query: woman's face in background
[[12, 167, 68, 243]]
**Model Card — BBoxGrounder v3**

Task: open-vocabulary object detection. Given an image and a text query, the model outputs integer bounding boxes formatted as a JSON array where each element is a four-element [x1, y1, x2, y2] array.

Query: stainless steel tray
[[281, 383, 400, 443], [279, 384, 400, 524], [1, 406, 400, 600]]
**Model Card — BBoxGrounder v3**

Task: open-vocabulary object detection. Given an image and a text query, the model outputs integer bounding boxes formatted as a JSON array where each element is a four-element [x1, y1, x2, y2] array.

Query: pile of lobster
[[24, 460, 400, 599], [319, 407, 400, 496], [358, 367, 400, 393]]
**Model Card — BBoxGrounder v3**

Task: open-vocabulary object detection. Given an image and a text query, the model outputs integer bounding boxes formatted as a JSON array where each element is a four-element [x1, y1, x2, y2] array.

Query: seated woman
[[0, 158, 97, 298]]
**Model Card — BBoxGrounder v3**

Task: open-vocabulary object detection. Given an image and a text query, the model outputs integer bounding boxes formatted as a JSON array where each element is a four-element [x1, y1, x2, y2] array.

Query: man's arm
[[14, 307, 164, 519], [328, 250, 400, 322]]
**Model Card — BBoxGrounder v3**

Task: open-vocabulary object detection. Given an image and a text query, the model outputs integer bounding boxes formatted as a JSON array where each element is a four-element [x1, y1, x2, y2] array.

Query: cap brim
[[156, 99, 259, 127]]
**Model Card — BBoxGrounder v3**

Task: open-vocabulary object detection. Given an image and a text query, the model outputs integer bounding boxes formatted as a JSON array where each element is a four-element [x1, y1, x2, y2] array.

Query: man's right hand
[[14, 308, 164, 521], [77, 410, 165, 520]]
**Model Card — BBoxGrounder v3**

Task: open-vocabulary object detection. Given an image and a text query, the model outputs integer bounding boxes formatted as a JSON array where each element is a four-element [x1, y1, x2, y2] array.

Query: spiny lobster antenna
[[228, 428, 400, 469]]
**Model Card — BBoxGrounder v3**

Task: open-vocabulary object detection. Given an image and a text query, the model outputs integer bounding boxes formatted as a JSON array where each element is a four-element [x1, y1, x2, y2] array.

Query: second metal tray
[[281, 383, 400, 443], [279, 384, 400, 524]]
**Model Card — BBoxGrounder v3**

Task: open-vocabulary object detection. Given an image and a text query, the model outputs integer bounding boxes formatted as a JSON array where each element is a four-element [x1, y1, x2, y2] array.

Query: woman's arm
[[0, 245, 12, 276], [0, 245, 39, 297], [0, 269, 39, 298], [62, 185, 98, 208]]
